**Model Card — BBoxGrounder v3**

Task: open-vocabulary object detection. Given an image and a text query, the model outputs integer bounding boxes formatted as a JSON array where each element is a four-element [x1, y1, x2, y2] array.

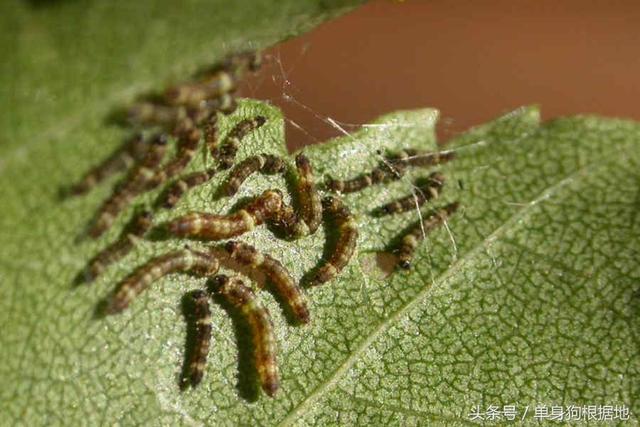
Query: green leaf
[[0, 0, 362, 152], [2, 2, 639, 426], [4, 100, 640, 425]]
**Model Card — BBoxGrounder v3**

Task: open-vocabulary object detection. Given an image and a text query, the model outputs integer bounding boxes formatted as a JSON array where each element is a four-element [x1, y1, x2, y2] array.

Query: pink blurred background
[[240, 0, 640, 151]]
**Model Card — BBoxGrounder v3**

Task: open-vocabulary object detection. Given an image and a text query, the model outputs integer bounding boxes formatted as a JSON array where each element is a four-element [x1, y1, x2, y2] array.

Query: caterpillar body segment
[[166, 190, 283, 240], [225, 241, 310, 324], [224, 154, 286, 197], [375, 172, 445, 216], [68, 134, 148, 197], [395, 202, 459, 270], [105, 248, 219, 314], [89, 135, 168, 238], [211, 274, 279, 397], [164, 52, 261, 108], [326, 149, 455, 194], [180, 290, 213, 389], [294, 154, 322, 234], [160, 168, 217, 209], [85, 209, 153, 281], [309, 196, 358, 286], [216, 116, 267, 170]]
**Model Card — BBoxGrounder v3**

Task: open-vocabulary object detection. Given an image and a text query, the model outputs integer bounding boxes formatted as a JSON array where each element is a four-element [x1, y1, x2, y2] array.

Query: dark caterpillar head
[[190, 289, 208, 302], [322, 195, 351, 220], [130, 209, 153, 236], [224, 240, 239, 255], [255, 115, 267, 127], [381, 205, 394, 215], [398, 259, 411, 270], [321, 196, 338, 211], [263, 155, 286, 174], [263, 380, 279, 397], [224, 241, 259, 265], [424, 171, 445, 186], [150, 133, 169, 146], [294, 153, 312, 171], [209, 274, 230, 293], [259, 189, 284, 215]]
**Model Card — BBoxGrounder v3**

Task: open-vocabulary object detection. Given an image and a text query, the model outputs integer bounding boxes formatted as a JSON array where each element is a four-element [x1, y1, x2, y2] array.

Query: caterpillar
[[166, 189, 283, 240], [223, 154, 286, 196], [201, 93, 238, 117], [204, 114, 219, 159], [127, 103, 188, 130], [89, 134, 168, 238], [325, 160, 400, 194], [164, 51, 260, 108], [84, 209, 153, 281], [180, 290, 212, 390], [374, 172, 445, 216], [149, 123, 202, 187], [325, 148, 455, 194], [395, 202, 459, 270], [390, 148, 455, 168], [159, 168, 217, 209], [294, 154, 322, 234], [105, 248, 219, 314], [67, 133, 148, 197], [127, 93, 236, 130], [263, 154, 321, 239], [271, 202, 309, 239], [211, 274, 279, 397], [216, 116, 267, 170], [309, 196, 358, 286], [219, 50, 262, 75], [225, 241, 310, 324]]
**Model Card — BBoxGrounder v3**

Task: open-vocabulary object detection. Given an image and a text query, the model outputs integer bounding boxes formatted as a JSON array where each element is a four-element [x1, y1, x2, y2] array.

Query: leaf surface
[[1, 1, 640, 426]]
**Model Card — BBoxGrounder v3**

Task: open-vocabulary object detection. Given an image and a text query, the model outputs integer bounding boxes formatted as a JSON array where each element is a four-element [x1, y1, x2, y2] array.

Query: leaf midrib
[[276, 143, 629, 426]]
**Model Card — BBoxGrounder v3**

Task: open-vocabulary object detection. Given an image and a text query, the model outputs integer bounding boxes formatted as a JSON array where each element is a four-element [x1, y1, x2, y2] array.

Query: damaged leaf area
[[1, 98, 639, 425]]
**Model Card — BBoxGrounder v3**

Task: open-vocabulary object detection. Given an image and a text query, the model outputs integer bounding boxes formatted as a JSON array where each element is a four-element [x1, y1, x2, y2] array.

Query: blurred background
[[239, 0, 640, 151]]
